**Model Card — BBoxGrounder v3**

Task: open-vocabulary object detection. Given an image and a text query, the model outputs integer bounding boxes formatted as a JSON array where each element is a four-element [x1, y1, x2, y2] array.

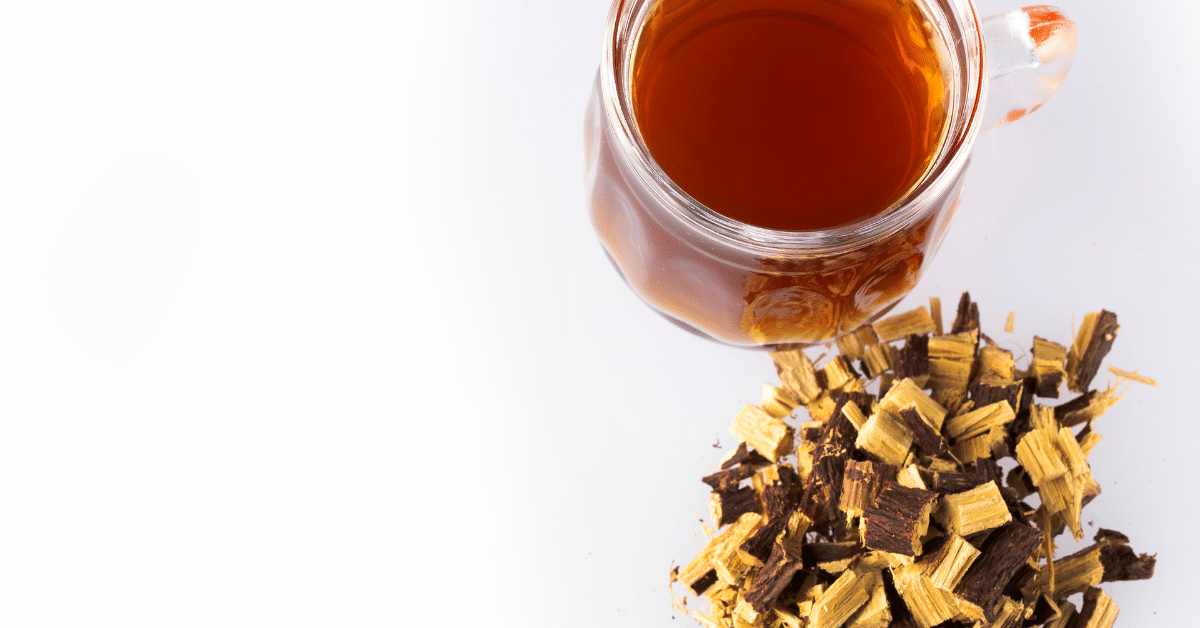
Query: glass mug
[[584, 0, 1076, 347]]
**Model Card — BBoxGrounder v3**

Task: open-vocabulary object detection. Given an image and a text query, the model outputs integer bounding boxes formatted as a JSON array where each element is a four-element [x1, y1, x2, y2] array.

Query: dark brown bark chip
[[817, 399, 859, 460], [974, 458, 1004, 487], [711, 485, 761, 526], [776, 567, 813, 607], [719, 442, 772, 470], [1073, 587, 1108, 628], [1097, 541, 1157, 582], [684, 569, 718, 596], [811, 397, 860, 524], [1005, 465, 1034, 499], [761, 464, 802, 522], [816, 455, 848, 523], [931, 468, 991, 493], [801, 541, 860, 568], [894, 334, 930, 382], [862, 482, 937, 556], [1003, 561, 1038, 602], [799, 471, 827, 524], [1024, 594, 1059, 626], [702, 465, 757, 492], [954, 522, 1042, 621], [841, 390, 876, 415], [744, 542, 805, 613], [971, 377, 1024, 410], [1018, 376, 1037, 415], [882, 569, 921, 628], [840, 459, 896, 517], [1034, 370, 1065, 399], [951, 292, 980, 336], [1094, 528, 1130, 544], [739, 517, 788, 566], [1053, 390, 1097, 422], [1073, 310, 1119, 392], [898, 406, 949, 456]]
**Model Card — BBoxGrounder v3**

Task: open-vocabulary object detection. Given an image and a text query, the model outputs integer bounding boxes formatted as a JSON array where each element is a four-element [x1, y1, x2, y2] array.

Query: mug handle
[[980, 5, 1078, 133]]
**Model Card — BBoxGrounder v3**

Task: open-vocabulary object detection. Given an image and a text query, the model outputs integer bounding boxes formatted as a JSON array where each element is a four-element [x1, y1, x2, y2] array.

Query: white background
[[0, 0, 1194, 626]]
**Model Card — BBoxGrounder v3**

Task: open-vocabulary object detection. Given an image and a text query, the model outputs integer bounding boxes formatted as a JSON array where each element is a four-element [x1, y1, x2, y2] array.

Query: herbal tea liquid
[[632, 0, 948, 230]]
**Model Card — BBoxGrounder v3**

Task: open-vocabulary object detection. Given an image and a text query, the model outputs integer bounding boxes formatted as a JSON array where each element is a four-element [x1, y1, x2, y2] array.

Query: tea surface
[[632, 0, 948, 230]]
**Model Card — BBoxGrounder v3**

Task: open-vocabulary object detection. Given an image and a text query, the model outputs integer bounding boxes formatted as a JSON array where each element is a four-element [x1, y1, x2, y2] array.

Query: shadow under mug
[[584, 0, 1077, 347]]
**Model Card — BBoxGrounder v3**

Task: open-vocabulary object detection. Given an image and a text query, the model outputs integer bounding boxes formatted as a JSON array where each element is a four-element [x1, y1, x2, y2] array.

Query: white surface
[[0, 0, 1193, 626]]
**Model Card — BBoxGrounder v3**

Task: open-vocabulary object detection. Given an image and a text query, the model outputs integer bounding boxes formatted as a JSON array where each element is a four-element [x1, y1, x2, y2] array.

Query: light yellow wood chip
[[943, 400, 1015, 442], [949, 427, 1002, 465], [807, 393, 839, 423], [855, 412, 914, 466], [809, 570, 873, 628], [860, 343, 895, 379], [1015, 429, 1070, 485], [1045, 601, 1077, 628], [1033, 336, 1068, 364], [771, 348, 822, 405], [1055, 427, 1090, 473], [891, 564, 958, 628], [975, 343, 1016, 380], [920, 534, 979, 592], [928, 331, 977, 359], [1023, 547, 1102, 600], [773, 608, 803, 628], [823, 356, 858, 390], [733, 598, 763, 626], [1057, 385, 1127, 427], [896, 464, 927, 490], [1079, 588, 1119, 628], [837, 326, 881, 360], [873, 307, 936, 343], [1078, 431, 1103, 457], [1028, 404, 1057, 431], [730, 404, 794, 463], [760, 383, 798, 419], [879, 378, 948, 431], [841, 402, 868, 431], [711, 513, 764, 585], [928, 358, 971, 393], [934, 481, 1012, 537], [991, 597, 1024, 628], [844, 573, 890, 628]]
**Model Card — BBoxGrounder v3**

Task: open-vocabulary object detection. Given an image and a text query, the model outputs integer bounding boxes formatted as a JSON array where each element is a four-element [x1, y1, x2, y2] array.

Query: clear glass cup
[[584, 0, 1077, 347]]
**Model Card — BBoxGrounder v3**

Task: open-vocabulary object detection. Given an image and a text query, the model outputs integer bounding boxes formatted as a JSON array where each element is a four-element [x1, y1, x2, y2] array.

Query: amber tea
[[631, 0, 949, 230]]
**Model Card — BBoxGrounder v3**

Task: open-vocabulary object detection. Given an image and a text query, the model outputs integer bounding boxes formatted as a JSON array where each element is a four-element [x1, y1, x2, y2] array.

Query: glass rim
[[599, 0, 987, 257]]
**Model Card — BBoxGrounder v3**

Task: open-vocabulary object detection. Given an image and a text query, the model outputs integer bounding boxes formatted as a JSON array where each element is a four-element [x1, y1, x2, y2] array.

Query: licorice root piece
[[862, 482, 937, 557]]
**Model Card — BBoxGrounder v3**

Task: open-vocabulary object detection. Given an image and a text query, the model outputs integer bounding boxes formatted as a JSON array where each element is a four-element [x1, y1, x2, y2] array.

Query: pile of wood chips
[[671, 294, 1155, 628]]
